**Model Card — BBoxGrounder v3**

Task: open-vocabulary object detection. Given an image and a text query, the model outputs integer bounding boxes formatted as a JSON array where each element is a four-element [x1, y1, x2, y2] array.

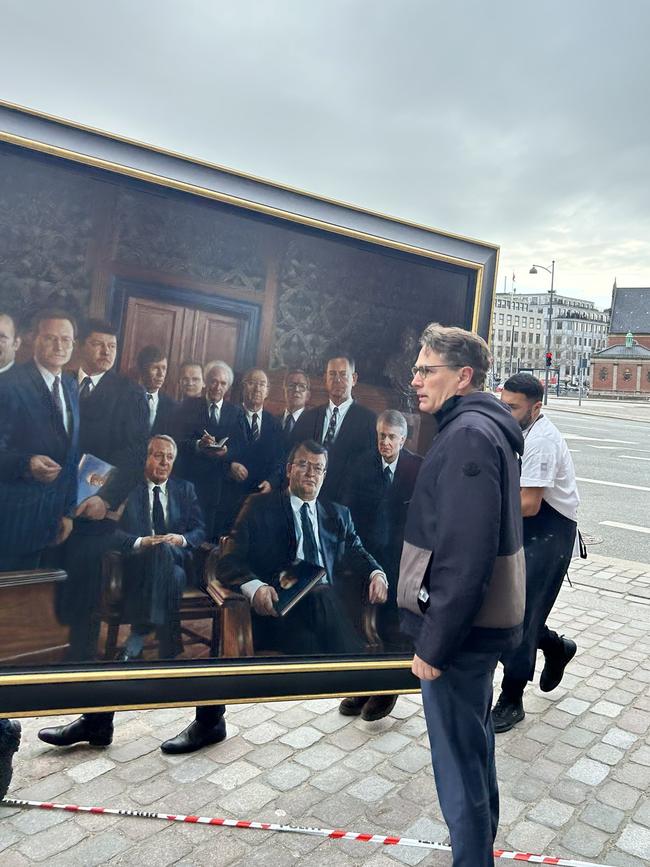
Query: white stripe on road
[[568, 449, 581, 453], [588, 445, 618, 450], [619, 454, 650, 462], [563, 434, 637, 444], [576, 477, 650, 492], [601, 521, 650, 535]]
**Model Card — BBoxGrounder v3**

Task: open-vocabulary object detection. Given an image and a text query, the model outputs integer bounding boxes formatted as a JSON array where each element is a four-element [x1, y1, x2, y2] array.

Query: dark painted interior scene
[[0, 141, 477, 668]]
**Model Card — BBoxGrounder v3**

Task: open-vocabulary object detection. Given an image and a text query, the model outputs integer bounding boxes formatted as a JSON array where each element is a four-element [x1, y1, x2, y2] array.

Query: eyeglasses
[[410, 364, 455, 379], [292, 460, 327, 476]]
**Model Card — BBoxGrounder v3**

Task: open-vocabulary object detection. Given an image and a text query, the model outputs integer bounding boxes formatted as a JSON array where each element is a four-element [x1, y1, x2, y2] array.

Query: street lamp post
[[508, 283, 517, 376], [529, 259, 555, 406]]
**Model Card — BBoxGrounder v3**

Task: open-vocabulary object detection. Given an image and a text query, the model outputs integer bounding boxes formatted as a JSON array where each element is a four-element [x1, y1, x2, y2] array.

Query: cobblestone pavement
[[2, 553, 650, 866]]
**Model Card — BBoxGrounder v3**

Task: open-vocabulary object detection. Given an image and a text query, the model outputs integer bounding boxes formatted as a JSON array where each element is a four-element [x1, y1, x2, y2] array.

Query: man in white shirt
[[0, 310, 79, 570], [218, 439, 388, 655], [0, 311, 21, 375], [135, 345, 178, 436], [279, 369, 311, 436], [291, 355, 377, 502], [493, 373, 580, 732], [229, 367, 284, 505]]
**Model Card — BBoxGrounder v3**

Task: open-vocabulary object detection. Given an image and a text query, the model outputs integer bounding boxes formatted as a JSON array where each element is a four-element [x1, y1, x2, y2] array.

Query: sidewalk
[[2, 553, 650, 866], [545, 396, 650, 423]]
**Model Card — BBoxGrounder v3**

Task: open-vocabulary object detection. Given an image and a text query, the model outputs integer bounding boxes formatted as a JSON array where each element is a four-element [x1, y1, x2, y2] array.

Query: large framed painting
[[0, 101, 499, 718]]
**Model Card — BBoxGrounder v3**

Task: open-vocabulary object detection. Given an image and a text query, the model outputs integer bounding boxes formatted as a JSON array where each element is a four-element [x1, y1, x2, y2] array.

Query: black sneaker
[[491, 695, 525, 733], [540, 636, 577, 693]]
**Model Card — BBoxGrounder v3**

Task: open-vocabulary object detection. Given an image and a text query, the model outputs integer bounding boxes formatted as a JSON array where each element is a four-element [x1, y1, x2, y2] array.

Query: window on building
[[536, 334, 541, 344], [522, 316, 527, 327], [507, 315, 512, 325], [513, 332, 519, 343], [498, 313, 504, 324], [537, 319, 541, 328], [498, 329, 503, 341], [506, 330, 511, 340]]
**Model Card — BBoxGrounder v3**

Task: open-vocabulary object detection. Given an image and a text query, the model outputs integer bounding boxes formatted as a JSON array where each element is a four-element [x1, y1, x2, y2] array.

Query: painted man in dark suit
[[0, 310, 21, 376], [74, 319, 150, 517], [176, 360, 245, 542], [228, 368, 284, 521], [218, 440, 388, 655], [61, 319, 150, 661], [39, 435, 227, 756], [178, 360, 204, 400], [112, 434, 206, 660], [291, 355, 376, 502], [0, 310, 79, 571], [135, 345, 178, 437], [278, 369, 311, 442], [340, 409, 422, 720]]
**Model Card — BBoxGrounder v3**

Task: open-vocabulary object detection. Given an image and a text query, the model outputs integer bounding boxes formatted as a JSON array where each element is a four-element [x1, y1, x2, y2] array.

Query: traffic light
[[545, 352, 553, 368]]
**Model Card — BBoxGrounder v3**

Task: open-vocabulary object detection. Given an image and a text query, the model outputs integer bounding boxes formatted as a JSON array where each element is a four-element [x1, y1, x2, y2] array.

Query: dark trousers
[[81, 704, 226, 731], [259, 585, 364, 655], [60, 518, 117, 662], [500, 501, 577, 698], [421, 651, 500, 867], [122, 543, 186, 658]]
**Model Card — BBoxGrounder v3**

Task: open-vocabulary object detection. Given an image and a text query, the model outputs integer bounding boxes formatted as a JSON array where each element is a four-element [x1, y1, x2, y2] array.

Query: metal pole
[[508, 282, 516, 376], [543, 259, 555, 406]]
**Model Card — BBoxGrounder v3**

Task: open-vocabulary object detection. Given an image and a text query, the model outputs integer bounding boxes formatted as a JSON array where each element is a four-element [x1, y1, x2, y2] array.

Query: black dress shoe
[[540, 636, 577, 692], [0, 719, 21, 800], [362, 694, 398, 721], [491, 695, 525, 733], [160, 719, 227, 754], [338, 696, 368, 716], [38, 716, 114, 748]]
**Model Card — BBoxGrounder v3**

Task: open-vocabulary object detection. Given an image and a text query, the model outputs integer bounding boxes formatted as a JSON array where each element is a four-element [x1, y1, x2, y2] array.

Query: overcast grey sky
[[1, 0, 649, 310]]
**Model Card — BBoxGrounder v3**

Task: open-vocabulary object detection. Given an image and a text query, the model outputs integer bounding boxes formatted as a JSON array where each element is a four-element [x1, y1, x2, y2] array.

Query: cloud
[[1, 0, 648, 311]]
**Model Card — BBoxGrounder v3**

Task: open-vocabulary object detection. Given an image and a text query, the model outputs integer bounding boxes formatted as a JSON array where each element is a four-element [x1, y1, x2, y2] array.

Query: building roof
[[593, 342, 650, 359], [610, 287, 650, 334]]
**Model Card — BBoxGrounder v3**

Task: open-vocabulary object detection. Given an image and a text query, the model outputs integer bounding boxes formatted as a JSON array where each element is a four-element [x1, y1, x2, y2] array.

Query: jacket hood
[[435, 392, 524, 455]]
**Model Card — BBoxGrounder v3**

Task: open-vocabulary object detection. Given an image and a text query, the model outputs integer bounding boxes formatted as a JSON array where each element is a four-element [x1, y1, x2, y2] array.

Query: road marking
[[568, 449, 581, 453], [601, 521, 650, 535], [577, 477, 650, 492], [619, 454, 650, 462], [562, 434, 637, 444], [588, 445, 618, 450]]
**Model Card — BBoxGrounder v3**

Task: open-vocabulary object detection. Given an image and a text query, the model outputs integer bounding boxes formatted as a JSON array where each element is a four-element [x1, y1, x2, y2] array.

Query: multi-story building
[[491, 291, 609, 384], [490, 293, 547, 383]]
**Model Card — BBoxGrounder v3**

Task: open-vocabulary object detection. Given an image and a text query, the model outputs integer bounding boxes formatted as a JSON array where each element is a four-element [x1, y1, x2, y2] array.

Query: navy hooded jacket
[[397, 391, 526, 670]]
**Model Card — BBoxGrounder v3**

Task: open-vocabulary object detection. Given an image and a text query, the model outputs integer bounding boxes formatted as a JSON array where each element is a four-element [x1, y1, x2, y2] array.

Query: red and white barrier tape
[[1, 798, 616, 867]]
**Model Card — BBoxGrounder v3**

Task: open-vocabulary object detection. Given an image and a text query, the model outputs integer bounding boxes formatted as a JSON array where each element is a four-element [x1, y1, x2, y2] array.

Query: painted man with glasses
[[398, 323, 525, 867], [218, 439, 388, 655], [291, 355, 376, 502], [278, 369, 311, 444]]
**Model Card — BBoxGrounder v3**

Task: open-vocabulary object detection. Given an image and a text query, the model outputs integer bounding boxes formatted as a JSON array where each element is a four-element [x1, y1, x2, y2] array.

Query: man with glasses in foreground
[[218, 439, 388, 655], [398, 323, 525, 867]]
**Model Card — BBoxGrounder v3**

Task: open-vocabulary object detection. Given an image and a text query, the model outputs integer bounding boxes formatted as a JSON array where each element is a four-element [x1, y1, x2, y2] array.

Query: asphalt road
[[543, 406, 650, 563]]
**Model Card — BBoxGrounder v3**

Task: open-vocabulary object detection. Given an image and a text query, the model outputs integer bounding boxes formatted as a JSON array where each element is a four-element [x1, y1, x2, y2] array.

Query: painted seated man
[[218, 439, 388, 655], [112, 433, 206, 661]]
